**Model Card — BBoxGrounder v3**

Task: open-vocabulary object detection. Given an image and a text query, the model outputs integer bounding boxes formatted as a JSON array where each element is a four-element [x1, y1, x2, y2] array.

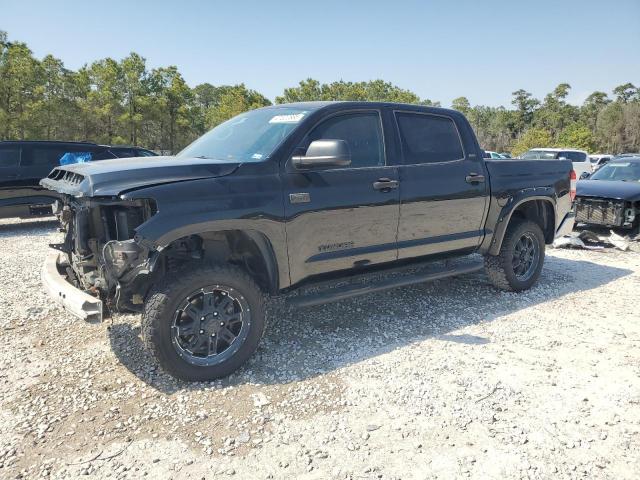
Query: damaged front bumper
[[42, 251, 103, 322]]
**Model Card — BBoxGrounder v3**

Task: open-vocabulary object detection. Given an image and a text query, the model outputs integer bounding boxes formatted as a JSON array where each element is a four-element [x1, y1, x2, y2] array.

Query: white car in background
[[483, 150, 508, 159], [520, 148, 593, 200], [589, 154, 613, 171], [520, 148, 593, 178]]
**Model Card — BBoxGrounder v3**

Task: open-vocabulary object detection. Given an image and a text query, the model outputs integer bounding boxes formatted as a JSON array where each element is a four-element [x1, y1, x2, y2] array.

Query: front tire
[[141, 263, 265, 381], [484, 219, 545, 292]]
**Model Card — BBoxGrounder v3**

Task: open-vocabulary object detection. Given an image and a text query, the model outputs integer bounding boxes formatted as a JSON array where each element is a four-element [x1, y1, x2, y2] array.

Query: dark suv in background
[[0, 141, 157, 219]]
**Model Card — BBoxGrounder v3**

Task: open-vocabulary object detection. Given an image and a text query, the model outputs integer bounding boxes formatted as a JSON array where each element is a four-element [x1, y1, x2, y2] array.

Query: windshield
[[590, 162, 640, 182], [177, 107, 308, 162], [521, 150, 559, 160]]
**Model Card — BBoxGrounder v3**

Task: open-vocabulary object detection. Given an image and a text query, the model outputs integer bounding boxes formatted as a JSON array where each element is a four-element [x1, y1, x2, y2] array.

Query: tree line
[[1, 31, 638, 155], [452, 84, 640, 155]]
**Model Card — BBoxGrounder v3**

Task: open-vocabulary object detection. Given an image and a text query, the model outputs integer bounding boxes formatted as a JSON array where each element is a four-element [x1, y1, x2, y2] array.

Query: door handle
[[465, 173, 485, 184], [373, 178, 399, 191]]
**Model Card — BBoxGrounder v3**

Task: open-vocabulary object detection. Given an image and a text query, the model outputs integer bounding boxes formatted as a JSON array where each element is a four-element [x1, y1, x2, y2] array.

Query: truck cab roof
[[267, 101, 460, 116]]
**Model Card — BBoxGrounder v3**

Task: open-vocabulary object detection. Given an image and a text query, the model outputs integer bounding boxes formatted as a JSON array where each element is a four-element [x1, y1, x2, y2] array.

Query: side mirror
[[579, 171, 590, 180], [292, 139, 351, 169], [482, 150, 490, 159]]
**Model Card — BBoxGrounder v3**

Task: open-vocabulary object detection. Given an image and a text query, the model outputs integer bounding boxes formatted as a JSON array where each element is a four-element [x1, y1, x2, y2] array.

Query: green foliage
[[464, 82, 639, 155], [451, 97, 470, 115], [206, 84, 271, 128], [533, 83, 579, 137], [511, 128, 554, 157], [276, 78, 322, 103], [0, 31, 639, 155], [581, 91, 610, 131], [275, 78, 439, 106], [119, 52, 147, 145], [596, 103, 625, 153], [622, 103, 640, 152], [511, 89, 540, 133], [613, 83, 638, 103], [0, 40, 41, 139], [556, 123, 596, 152]]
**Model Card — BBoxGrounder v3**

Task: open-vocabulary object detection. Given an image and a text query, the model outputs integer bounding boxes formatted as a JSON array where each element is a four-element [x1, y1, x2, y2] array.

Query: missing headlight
[[103, 240, 144, 278]]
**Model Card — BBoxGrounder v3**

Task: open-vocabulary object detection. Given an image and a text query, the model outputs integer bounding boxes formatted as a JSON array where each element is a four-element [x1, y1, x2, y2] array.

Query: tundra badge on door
[[289, 192, 311, 204]]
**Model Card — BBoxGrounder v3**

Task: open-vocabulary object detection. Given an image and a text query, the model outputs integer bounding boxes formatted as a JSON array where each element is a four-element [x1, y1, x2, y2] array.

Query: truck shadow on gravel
[[108, 255, 631, 394]]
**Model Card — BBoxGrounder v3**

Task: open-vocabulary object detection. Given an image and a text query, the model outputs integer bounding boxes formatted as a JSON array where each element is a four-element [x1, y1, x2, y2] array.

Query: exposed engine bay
[[51, 192, 269, 313], [53, 196, 158, 311]]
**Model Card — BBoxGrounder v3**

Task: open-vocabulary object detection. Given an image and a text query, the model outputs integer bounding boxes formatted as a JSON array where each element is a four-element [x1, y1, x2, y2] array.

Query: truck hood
[[40, 156, 241, 197], [576, 180, 640, 201]]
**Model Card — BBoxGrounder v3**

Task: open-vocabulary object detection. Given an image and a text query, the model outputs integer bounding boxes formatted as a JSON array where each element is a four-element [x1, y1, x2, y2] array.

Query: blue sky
[[2, 0, 639, 107]]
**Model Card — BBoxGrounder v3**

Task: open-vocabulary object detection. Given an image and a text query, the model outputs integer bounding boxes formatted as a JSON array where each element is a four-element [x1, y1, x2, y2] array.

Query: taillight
[[569, 170, 577, 201]]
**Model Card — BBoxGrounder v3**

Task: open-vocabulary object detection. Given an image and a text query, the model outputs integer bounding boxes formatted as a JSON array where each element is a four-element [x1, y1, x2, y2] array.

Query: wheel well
[[161, 230, 278, 294], [509, 199, 555, 244]]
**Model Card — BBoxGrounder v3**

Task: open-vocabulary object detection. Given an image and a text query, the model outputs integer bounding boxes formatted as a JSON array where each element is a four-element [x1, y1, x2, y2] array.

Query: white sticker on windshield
[[251, 153, 263, 160], [269, 113, 305, 124], [610, 163, 629, 167]]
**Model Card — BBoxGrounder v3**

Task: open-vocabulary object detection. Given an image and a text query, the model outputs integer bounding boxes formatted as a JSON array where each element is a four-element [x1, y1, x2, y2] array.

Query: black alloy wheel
[[511, 232, 540, 281], [142, 264, 266, 381], [484, 219, 546, 292], [172, 286, 250, 367]]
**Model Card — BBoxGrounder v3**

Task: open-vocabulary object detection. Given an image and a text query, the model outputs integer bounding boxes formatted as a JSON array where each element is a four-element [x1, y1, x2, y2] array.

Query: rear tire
[[484, 219, 545, 292], [141, 263, 265, 381]]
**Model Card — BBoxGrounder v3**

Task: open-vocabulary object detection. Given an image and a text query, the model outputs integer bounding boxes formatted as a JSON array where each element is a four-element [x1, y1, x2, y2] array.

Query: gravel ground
[[1, 217, 639, 480]]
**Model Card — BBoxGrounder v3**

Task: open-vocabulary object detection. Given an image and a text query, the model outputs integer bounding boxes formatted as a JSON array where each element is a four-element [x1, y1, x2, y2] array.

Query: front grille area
[[48, 168, 85, 185], [575, 198, 624, 226]]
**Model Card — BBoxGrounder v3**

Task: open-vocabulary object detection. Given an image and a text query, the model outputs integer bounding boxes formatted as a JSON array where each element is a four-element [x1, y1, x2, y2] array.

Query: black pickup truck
[[40, 102, 575, 381]]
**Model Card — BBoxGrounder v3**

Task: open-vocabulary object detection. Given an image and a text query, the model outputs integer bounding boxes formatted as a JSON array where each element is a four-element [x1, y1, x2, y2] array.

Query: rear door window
[[395, 112, 464, 164], [0, 146, 21, 167]]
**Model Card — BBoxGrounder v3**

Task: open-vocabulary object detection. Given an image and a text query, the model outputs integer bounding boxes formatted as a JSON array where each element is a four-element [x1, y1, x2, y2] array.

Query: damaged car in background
[[575, 156, 640, 232]]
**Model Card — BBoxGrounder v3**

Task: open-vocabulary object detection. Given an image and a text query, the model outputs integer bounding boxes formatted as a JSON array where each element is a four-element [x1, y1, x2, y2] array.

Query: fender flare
[[243, 230, 280, 294], [486, 191, 557, 256], [139, 224, 285, 294]]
